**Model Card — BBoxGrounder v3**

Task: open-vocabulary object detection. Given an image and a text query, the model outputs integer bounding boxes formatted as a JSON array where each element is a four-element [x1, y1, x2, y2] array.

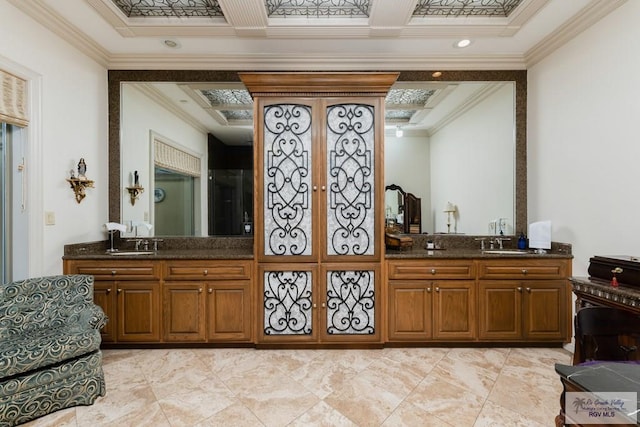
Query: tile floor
[[24, 346, 572, 427]]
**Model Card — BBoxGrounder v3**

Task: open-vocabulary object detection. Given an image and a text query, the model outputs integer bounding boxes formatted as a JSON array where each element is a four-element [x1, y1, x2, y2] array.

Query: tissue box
[[588, 255, 640, 289]]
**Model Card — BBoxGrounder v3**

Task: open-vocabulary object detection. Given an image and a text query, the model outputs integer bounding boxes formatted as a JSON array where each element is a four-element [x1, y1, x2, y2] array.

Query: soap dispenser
[[517, 232, 527, 250]]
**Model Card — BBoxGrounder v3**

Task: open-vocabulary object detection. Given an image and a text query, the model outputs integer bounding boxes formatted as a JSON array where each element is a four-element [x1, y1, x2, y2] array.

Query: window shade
[[153, 139, 201, 177], [0, 70, 28, 127]]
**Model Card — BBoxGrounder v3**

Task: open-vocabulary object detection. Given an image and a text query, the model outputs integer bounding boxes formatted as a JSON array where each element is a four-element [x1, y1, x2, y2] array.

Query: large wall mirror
[[109, 70, 526, 237]]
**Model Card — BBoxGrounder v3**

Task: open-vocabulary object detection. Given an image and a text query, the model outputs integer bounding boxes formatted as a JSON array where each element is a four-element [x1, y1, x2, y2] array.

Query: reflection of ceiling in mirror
[[139, 81, 505, 145], [109, 0, 523, 19]]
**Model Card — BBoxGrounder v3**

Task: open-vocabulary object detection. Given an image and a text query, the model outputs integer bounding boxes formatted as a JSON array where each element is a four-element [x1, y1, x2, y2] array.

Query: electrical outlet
[[144, 211, 149, 221], [45, 211, 55, 225]]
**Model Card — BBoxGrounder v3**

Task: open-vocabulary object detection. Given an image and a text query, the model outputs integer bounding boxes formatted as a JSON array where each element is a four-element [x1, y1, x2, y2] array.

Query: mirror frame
[[108, 70, 526, 235]]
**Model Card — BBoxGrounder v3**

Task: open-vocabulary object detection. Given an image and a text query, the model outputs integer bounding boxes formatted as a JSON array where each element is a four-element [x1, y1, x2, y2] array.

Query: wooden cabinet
[[64, 258, 252, 346], [163, 260, 252, 343], [478, 259, 571, 342], [65, 260, 161, 343], [388, 260, 476, 342], [243, 73, 398, 346]]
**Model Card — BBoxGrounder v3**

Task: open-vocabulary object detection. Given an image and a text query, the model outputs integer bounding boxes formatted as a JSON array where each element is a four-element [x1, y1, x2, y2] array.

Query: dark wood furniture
[[571, 277, 640, 364], [574, 306, 640, 363], [555, 362, 640, 427]]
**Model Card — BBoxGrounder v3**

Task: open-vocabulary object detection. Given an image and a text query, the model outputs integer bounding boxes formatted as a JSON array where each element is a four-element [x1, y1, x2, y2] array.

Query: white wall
[[0, 0, 108, 276], [120, 85, 208, 237], [528, 0, 640, 276], [430, 84, 515, 235], [384, 134, 430, 232]]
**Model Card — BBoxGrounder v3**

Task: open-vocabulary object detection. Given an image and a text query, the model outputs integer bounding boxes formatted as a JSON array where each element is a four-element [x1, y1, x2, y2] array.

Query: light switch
[[45, 211, 55, 225]]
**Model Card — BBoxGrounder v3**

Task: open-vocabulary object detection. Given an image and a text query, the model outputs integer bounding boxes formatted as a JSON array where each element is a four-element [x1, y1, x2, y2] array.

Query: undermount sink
[[482, 250, 529, 255], [108, 251, 156, 256]]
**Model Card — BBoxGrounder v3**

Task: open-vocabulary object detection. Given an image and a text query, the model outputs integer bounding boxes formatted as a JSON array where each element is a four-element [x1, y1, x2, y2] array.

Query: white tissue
[[104, 222, 127, 233], [528, 220, 551, 250]]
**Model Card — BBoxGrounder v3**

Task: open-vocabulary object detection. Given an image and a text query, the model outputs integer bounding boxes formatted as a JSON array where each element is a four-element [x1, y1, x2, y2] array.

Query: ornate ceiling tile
[[111, 0, 223, 18], [386, 88, 436, 106], [413, 0, 523, 18], [265, 0, 370, 18], [200, 88, 252, 106]]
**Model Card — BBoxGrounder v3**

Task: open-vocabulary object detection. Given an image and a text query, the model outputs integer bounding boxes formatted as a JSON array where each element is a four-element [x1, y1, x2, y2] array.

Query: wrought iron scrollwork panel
[[326, 104, 375, 256], [263, 104, 313, 256], [263, 271, 313, 335], [326, 270, 375, 335]]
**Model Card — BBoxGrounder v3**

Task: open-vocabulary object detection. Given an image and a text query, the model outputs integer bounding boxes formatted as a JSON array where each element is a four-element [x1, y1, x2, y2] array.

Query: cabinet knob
[[313, 185, 317, 191], [313, 303, 317, 308], [106, 288, 111, 293], [431, 269, 436, 275], [111, 270, 116, 276], [204, 269, 208, 276], [208, 288, 213, 293], [427, 287, 432, 292], [521, 269, 528, 275], [321, 185, 326, 191], [526, 287, 531, 292], [435, 287, 440, 292], [517, 287, 522, 292], [199, 288, 203, 293], [322, 302, 326, 308], [117, 288, 122, 293]]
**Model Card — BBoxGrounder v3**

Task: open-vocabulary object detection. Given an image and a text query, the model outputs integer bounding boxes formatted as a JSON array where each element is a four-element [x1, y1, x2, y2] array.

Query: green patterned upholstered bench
[[0, 275, 107, 426]]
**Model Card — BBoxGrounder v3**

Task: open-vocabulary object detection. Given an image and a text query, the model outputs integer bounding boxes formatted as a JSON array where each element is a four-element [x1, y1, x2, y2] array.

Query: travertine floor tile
[[23, 347, 568, 427]]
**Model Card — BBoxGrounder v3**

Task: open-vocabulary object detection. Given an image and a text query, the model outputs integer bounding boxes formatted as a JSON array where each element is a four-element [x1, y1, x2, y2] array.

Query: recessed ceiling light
[[455, 39, 472, 48], [432, 71, 443, 78], [163, 39, 181, 49]]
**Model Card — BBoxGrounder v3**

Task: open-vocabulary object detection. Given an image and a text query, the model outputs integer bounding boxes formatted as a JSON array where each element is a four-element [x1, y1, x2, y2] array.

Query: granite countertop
[[63, 248, 253, 260], [63, 237, 254, 260], [385, 247, 572, 259]]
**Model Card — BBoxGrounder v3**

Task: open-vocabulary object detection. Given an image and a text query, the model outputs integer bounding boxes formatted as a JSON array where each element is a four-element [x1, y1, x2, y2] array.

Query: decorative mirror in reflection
[[385, 184, 422, 234]]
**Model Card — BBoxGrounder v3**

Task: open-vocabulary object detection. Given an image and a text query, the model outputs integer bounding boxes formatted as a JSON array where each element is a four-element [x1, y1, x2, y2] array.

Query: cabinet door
[[478, 281, 522, 340], [432, 281, 476, 340], [93, 281, 117, 342], [324, 101, 381, 262], [163, 282, 206, 342], [259, 101, 318, 263], [320, 264, 380, 343], [388, 281, 432, 341], [117, 281, 161, 342], [259, 264, 318, 343], [523, 281, 566, 340], [207, 280, 251, 341]]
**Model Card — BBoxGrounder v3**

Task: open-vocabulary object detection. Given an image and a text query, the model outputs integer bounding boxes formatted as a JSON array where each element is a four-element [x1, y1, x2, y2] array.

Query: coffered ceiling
[[8, 0, 626, 70]]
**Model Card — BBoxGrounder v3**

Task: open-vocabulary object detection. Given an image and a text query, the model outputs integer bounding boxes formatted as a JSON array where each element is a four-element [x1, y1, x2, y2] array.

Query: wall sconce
[[444, 201, 457, 233], [395, 125, 404, 138], [126, 170, 144, 206], [66, 158, 94, 203]]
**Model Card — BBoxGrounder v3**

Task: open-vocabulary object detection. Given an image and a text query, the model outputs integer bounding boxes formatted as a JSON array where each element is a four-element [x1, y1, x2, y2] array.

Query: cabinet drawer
[[164, 261, 252, 280], [478, 260, 568, 279], [388, 261, 475, 280], [70, 262, 158, 280]]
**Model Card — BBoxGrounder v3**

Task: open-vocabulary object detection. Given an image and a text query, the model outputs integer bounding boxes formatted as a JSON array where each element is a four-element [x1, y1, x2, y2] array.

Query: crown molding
[[525, 0, 628, 67], [106, 53, 527, 71], [7, 0, 110, 67]]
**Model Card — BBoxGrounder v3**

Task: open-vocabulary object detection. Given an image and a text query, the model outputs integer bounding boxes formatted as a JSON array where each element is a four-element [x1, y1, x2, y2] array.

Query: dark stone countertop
[[63, 237, 254, 260], [385, 247, 572, 259]]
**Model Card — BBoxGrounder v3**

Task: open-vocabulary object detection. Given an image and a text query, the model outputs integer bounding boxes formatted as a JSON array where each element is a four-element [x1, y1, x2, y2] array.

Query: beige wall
[[528, 0, 640, 275]]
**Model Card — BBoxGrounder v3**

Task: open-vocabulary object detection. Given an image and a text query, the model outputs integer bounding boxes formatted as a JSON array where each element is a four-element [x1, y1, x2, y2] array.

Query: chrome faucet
[[493, 237, 510, 249]]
